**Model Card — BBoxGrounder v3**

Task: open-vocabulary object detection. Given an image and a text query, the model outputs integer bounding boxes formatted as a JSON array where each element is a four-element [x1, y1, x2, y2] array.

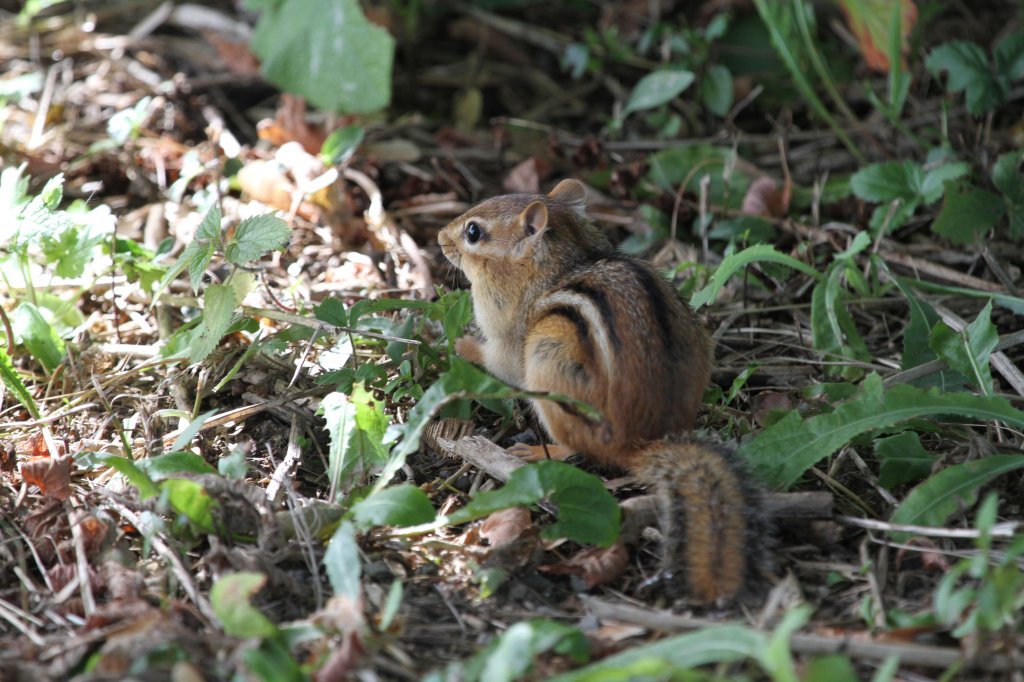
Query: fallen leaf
[[741, 175, 791, 218], [751, 391, 793, 426], [480, 507, 533, 548], [540, 540, 629, 587], [19, 457, 72, 500], [503, 156, 551, 194]]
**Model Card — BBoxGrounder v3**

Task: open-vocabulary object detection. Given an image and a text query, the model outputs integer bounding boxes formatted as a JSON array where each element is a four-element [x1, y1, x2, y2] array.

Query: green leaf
[[161, 478, 215, 531], [224, 214, 290, 265], [926, 40, 1003, 115], [992, 151, 1024, 238], [994, 31, 1024, 80], [810, 263, 869, 378], [875, 432, 935, 488], [186, 205, 222, 291], [351, 483, 435, 529], [470, 620, 590, 682], [211, 572, 279, 638], [803, 656, 860, 682], [170, 409, 219, 452], [321, 386, 391, 496], [219, 447, 249, 480], [247, 0, 394, 114], [700, 64, 733, 116], [740, 373, 1024, 489], [447, 461, 620, 548], [549, 625, 763, 681], [894, 279, 942, 372], [0, 347, 40, 419], [315, 298, 348, 327], [12, 302, 65, 371], [932, 181, 1005, 245], [849, 160, 921, 202], [188, 284, 239, 363], [139, 451, 218, 480], [920, 161, 970, 204], [690, 243, 822, 309], [75, 451, 160, 499], [622, 70, 694, 117], [928, 300, 998, 394], [324, 521, 360, 599], [321, 125, 365, 165], [889, 455, 1024, 540]]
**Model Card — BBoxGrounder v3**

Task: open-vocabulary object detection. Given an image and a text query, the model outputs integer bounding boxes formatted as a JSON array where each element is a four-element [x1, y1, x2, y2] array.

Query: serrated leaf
[[211, 572, 278, 638], [447, 461, 620, 548], [0, 346, 40, 419], [188, 284, 239, 363], [875, 432, 935, 488], [324, 521, 360, 599], [12, 302, 64, 371], [926, 40, 1003, 115], [622, 70, 695, 117], [920, 161, 970, 204], [690, 243, 822, 309], [994, 31, 1024, 80], [351, 483, 435, 529], [247, 0, 394, 114], [992, 151, 1024, 238], [850, 160, 921, 202], [928, 300, 998, 394], [740, 373, 1024, 489], [186, 205, 222, 291], [224, 214, 289, 265], [889, 455, 1024, 540], [321, 386, 390, 497], [932, 181, 1005, 245]]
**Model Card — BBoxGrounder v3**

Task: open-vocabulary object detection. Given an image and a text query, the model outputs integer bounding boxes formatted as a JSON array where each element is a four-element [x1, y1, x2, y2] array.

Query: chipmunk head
[[439, 179, 611, 283]]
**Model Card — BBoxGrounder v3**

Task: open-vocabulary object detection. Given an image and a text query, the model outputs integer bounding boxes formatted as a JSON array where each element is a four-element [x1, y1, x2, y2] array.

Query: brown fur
[[439, 179, 769, 602]]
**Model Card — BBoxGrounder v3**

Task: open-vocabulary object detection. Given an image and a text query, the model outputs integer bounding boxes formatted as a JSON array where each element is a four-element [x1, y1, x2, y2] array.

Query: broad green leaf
[[0, 346, 39, 419], [700, 64, 733, 116], [992, 151, 1024, 238], [889, 455, 1024, 540], [894, 278, 941, 372], [920, 162, 970, 203], [211, 571, 279, 638], [224, 214, 289, 265], [925, 40, 1003, 115], [219, 447, 248, 480], [321, 125, 364, 165], [75, 451, 160, 499], [690, 243, 822, 309], [646, 144, 751, 208], [12, 302, 64, 371], [170, 409, 219, 452], [549, 625, 763, 681], [315, 298, 349, 327], [932, 181, 1005, 245], [348, 298, 438, 329], [740, 373, 1024, 489], [849, 160, 921, 202], [875, 432, 935, 488], [324, 521, 360, 599], [241, 638, 305, 682], [622, 70, 695, 117], [447, 461, 620, 547], [351, 483, 435, 529], [161, 478, 215, 531], [139, 451, 218, 480], [247, 0, 394, 114], [803, 656, 860, 682], [321, 386, 390, 496], [928, 300, 998, 394], [188, 284, 239, 363], [994, 31, 1024, 79]]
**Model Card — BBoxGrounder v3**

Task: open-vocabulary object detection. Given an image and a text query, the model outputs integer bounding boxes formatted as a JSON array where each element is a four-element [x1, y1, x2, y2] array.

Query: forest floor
[[1, 1, 1023, 681]]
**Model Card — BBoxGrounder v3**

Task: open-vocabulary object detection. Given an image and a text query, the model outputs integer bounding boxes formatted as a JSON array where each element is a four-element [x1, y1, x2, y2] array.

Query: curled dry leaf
[[741, 175, 792, 218], [311, 595, 366, 682], [256, 94, 329, 154], [898, 537, 951, 572], [503, 156, 551, 194], [540, 539, 630, 588], [19, 456, 73, 501], [480, 507, 533, 548]]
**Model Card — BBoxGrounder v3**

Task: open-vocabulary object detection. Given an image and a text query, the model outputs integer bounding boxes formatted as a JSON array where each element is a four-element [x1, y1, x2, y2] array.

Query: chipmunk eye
[[465, 221, 482, 244]]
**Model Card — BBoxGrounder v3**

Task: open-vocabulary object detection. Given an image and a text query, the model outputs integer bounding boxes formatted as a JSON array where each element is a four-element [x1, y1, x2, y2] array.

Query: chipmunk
[[438, 179, 770, 603]]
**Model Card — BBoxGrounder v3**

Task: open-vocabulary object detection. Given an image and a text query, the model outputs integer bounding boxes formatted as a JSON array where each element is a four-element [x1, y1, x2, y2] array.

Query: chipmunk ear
[[519, 200, 549, 239], [547, 179, 588, 214]]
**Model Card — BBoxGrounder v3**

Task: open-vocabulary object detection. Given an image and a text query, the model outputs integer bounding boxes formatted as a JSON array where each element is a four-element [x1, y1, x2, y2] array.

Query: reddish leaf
[[741, 176, 791, 218], [19, 456, 73, 500], [540, 540, 629, 587], [480, 507, 533, 548], [840, 0, 918, 73]]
